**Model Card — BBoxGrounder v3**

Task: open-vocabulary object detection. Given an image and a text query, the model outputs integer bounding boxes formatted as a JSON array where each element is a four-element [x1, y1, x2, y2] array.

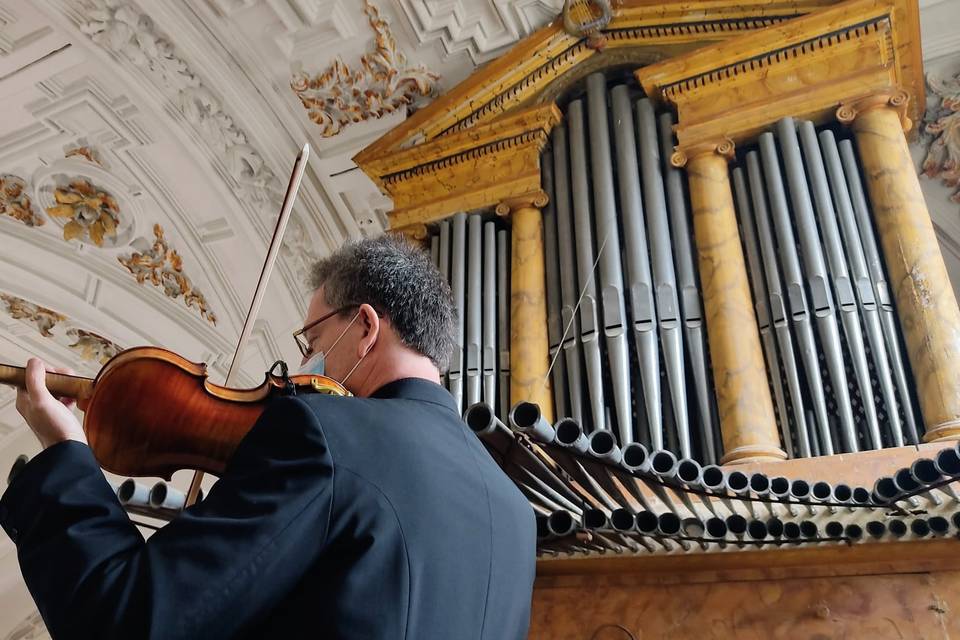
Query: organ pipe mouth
[[547, 510, 577, 537], [464, 403, 498, 434], [866, 521, 886, 538], [747, 520, 768, 540], [911, 458, 941, 485], [749, 473, 770, 494], [852, 487, 872, 505], [911, 519, 930, 538], [636, 511, 659, 534], [725, 514, 747, 535], [588, 430, 622, 464], [812, 481, 832, 501], [783, 522, 802, 540], [555, 418, 584, 447], [825, 521, 844, 538], [799, 521, 818, 538], [888, 520, 907, 538], [117, 478, 149, 507], [582, 509, 608, 530], [610, 508, 637, 532], [790, 479, 810, 500], [701, 465, 726, 492], [893, 468, 920, 493], [509, 401, 555, 443], [651, 450, 678, 476], [705, 517, 727, 538], [726, 471, 749, 494], [832, 483, 852, 503], [872, 477, 899, 502], [844, 524, 863, 540], [657, 513, 681, 536], [928, 516, 950, 536], [935, 448, 960, 476], [766, 518, 785, 537], [770, 476, 791, 499], [677, 459, 702, 484], [621, 443, 650, 472]]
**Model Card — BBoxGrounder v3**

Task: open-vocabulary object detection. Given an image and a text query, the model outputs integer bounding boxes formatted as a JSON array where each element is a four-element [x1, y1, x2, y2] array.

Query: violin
[[0, 349, 345, 480], [0, 144, 342, 504]]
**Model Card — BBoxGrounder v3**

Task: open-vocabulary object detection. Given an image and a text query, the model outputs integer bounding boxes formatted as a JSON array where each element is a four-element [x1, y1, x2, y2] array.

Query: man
[[0, 234, 536, 639]]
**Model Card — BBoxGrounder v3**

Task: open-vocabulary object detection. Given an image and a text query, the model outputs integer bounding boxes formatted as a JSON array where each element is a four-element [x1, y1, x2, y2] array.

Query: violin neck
[[0, 364, 95, 400]]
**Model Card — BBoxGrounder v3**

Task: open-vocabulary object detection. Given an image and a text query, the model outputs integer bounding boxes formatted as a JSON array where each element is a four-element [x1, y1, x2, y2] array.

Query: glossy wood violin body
[[0, 346, 347, 480]]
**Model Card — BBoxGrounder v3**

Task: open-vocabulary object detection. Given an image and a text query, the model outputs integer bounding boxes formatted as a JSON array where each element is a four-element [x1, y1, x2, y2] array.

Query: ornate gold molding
[[291, 0, 439, 138], [0, 293, 65, 337], [0, 175, 44, 227], [0, 293, 122, 365], [367, 103, 560, 228], [118, 224, 217, 325], [920, 70, 960, 203], [836, 89, 913, 132]]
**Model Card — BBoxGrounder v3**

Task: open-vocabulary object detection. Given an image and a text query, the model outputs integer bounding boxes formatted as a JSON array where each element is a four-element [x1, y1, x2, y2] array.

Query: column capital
[[671, 137, 735, 168], [389, 222, 428, 242], [836, 89, 913, 133], [495, 190, 549, 217]]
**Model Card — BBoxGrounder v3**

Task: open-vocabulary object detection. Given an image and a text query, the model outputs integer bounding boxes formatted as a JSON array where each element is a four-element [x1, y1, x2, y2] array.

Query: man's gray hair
[[309, 234, 456, 371]]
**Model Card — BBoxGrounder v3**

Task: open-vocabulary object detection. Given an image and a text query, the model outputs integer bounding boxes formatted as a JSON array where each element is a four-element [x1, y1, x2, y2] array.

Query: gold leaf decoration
[[0, 175, 45, 227], [922, 71, 960, 202], [0, 293, 123, 365], [118, 224, 218, 325], [0, 294, 66, 337], [66, 328, 121, 364], [290, 0, 439, 138], [45, 179, 121, 247], [65, 146, 104, 166]]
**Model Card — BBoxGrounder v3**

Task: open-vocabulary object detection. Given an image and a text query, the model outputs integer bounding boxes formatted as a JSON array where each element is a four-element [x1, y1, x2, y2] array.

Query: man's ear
[[357, 303, 380, 357]]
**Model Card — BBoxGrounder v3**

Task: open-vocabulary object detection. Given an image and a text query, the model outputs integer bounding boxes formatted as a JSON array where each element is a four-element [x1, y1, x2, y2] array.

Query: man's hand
[[15, 358, 87, 450]]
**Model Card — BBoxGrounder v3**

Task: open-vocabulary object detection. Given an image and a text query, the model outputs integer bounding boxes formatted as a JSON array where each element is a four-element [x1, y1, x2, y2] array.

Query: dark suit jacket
[[0, 378, 536, 639]]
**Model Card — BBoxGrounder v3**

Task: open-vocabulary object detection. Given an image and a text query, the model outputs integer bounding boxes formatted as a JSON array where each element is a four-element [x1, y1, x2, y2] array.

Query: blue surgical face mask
[[296, 310, 363, 379]]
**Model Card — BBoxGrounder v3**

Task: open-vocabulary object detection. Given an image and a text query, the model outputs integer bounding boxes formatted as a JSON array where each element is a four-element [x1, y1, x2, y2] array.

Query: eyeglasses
[[292, 305, 358, 358]]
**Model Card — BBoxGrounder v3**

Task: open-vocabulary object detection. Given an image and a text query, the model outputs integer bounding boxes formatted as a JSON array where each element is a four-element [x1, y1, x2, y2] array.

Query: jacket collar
[[369, 378, 459, 415]]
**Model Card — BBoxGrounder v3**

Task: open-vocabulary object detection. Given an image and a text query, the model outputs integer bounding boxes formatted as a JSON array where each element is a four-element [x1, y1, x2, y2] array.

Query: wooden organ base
[[529, 443, 960, 638]]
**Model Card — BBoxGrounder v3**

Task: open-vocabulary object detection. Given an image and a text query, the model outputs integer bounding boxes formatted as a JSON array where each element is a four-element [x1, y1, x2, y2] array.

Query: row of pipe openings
[[482, 400, 949, 511], [539, 508, 957, 552]]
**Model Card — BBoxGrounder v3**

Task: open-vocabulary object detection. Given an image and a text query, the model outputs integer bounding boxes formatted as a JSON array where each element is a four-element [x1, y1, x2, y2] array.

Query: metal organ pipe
[[541, 153, 569, 418], [609, 83, 660, 450], [798, 121, 880, 450], [775, 118, 857, 453], [567, 99, 606, 433], [659, 111, 718, 464], [635, 97, 688, 458], [585, 73, 632, 442], [758, 132, 834, 455]]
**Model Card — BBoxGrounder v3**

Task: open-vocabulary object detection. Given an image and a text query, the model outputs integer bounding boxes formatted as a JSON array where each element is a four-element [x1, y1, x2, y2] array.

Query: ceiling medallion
[[290, 0, 440, 138], [0, 293, 122, 365], [921, 70, 960, 202], [0, 175, 45, 227], [33, 158, 139, 249], [118, 224, 218, 325]]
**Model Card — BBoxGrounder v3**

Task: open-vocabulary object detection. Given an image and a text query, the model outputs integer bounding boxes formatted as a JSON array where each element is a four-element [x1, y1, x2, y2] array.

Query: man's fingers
[[24, 358, 53, 403]]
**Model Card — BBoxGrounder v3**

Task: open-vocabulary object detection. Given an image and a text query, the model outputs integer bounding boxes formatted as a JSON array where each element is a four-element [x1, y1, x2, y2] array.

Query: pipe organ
[[355, 0, 960, 635]]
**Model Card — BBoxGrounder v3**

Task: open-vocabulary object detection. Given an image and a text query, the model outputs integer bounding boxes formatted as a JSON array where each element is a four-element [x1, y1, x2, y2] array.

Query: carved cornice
[[836, 88, 913, 131], [355, 0, 827, 170], [364, 103, 560, 228], [290, 0, 439, 138], [635, 0, 923, 150]]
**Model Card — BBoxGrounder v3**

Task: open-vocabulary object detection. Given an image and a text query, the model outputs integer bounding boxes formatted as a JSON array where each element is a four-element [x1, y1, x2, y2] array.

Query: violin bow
[[184, 143, 311, 508]]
